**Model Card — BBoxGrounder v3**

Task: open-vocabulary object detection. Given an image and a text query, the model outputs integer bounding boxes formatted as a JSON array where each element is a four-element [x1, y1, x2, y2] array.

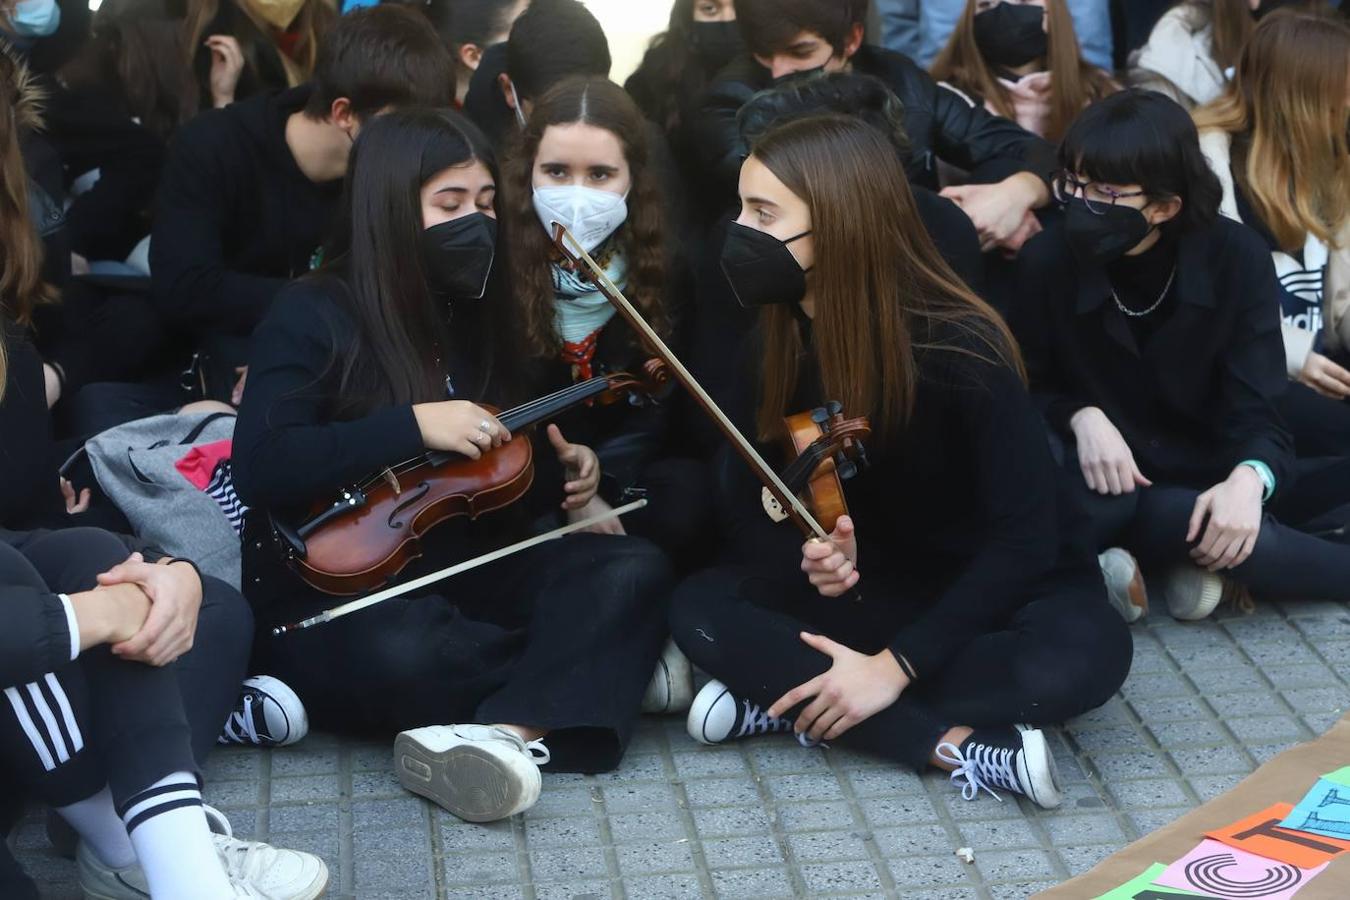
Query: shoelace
[[934, 741, 1018, 802], [524, 738, 551, 766], [219, 694, 262, 745], [736, 699, 792, 738]]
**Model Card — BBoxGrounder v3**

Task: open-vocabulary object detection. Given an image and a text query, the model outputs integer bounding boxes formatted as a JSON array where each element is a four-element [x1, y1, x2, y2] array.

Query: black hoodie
[[150, 86, 341, 340]]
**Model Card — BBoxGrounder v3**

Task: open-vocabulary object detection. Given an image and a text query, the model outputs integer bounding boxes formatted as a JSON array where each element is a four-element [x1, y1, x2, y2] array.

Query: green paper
[[1093, 863, 1207, 899], [1321, 766, 1350, 788]]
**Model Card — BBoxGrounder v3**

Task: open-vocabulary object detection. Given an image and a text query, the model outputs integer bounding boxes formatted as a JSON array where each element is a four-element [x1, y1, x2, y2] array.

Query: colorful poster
[[1093, 863, 1212, 899], [1207, 803, 1350, 868], [1281, 778, 1350, 841], [1154, 838, 1327, 899], [1319, 767, 1350, 790]]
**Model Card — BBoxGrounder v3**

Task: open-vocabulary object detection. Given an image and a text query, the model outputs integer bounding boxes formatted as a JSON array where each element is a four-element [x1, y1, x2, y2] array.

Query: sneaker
[[394, 724, 548, 823], [1098, 548, 1148, 623], [687, 679, 794, 745], [213, 833, 328, 900], [641, 639, 695, 715], [219, 675, 308, 748], [1161, 564, 1225, 621], [77, 833, 328, 900], [934, 726, 1062, 810]]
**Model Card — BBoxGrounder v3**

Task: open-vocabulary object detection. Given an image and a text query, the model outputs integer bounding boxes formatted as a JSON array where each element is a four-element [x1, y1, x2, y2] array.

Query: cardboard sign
[[1207, 803, 1350, 869], [1154, 839, 1327, 900], [1094, 863, 1213, 899], [1281, 779, 1350, 841]]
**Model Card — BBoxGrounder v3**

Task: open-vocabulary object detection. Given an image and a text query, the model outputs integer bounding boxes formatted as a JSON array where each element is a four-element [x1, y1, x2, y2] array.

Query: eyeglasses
[[1051, 172, 1148, 215]]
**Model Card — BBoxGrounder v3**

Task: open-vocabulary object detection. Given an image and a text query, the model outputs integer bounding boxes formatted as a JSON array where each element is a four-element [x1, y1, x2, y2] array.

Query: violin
[[762, 403, 871, 535], [273, 364, 668, 596]]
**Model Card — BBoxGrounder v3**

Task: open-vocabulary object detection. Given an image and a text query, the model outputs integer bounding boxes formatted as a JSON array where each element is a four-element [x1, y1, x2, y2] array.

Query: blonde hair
[[1193, 8, 1350, 251]]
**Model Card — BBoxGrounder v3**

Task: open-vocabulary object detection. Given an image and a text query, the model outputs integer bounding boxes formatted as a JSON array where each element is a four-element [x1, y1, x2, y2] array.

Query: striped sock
[[55, 786, 136, 869], [118, 773, 231, 899]]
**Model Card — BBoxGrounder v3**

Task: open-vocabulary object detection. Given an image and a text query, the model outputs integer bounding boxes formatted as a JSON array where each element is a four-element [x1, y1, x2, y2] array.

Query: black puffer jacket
[[691, 44, 1054, 194]]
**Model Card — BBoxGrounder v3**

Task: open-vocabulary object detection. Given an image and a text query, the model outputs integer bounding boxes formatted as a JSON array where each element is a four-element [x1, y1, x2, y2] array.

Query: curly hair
[[499, 77, 670, 361]]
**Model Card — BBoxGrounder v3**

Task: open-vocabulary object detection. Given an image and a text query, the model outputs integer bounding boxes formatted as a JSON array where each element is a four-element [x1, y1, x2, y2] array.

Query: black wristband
[[894, 651, 916, 681], [164, 557, 203, 585]]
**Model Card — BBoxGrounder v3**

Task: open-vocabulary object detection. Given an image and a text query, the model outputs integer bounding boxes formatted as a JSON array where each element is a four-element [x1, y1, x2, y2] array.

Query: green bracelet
[[1239, 460, 1275, 503]]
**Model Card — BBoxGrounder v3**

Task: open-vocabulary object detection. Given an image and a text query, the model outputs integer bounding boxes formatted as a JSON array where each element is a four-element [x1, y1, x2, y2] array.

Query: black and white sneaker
[[641, 639, 695, 715], [687, 679, 796, 745], [934, 726, 1062, 810], [218, 676, 308, 748]]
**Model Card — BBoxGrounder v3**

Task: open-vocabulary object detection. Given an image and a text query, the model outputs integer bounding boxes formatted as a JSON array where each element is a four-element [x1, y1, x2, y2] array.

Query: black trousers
[[0, 529, 251, 805], [670, 564, 1132, 771], [255, 533, 672, 774], [1278, 382, 1350, 460], [1070, 459, 1350, 600]]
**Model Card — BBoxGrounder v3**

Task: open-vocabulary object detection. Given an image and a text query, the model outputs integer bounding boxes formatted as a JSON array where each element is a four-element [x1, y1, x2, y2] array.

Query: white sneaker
[[934, 725, 1062, 810], [687, 679, 795, 745], [213, 833, 328, 900], [1098, 548, 1148, 623], [77, 834, 327, 900], [219, 676, 308, 748], [1162, 564, 1225, 621], [641, 639, 695, 714], [394, 725, 548, 823]]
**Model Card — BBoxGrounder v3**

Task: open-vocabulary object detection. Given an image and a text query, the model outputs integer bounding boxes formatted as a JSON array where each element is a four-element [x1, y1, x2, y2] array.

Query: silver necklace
[[1112, 266, 1176, 318]]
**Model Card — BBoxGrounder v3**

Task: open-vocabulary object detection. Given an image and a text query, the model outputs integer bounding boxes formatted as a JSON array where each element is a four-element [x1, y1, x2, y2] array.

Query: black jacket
[[0, 324, 60, 530], [692, 45, 1054, 195], [1012, 218, 1294, 497], [150, 86, 341, 341]]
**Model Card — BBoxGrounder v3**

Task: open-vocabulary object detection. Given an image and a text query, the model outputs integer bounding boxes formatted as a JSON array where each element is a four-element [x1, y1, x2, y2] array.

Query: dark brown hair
[[750, 114, 1023, 446], [931, 0, 1118, 142], [734, 0, 868, 59], [499, 77, 669, 360]]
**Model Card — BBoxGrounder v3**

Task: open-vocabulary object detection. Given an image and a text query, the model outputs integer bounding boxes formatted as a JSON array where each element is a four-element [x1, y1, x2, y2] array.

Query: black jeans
[[670, 564, 1132, 771], [0, 529, 251, 804], [254, 533, 672, 774], [1070, 459, 1350, 600], [1278, 382, 1350, 460]]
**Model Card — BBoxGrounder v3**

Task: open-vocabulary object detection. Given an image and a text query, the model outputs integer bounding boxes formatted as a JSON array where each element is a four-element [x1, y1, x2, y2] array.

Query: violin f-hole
[[386, 482, 431, 530]]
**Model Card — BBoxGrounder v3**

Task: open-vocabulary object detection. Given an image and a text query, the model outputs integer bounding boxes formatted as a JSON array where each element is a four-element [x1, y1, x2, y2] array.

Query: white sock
[[55, 786, 136, 869], [120, 772, 232, 900]]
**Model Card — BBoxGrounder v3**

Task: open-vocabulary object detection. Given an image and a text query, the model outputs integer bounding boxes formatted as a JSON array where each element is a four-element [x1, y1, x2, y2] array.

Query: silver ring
[[479, 419, 492, 434]]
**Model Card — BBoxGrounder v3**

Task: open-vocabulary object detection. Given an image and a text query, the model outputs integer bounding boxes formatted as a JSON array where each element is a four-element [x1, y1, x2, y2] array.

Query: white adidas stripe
[[26, 681, 70, 763], [4, 686, 56, 771], [44, 673, 84, 755]]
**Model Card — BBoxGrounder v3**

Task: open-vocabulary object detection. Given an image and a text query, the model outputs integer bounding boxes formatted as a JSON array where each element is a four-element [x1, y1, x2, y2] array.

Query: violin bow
[[271, 498, 647, 635], [550, 224, 831, 543]]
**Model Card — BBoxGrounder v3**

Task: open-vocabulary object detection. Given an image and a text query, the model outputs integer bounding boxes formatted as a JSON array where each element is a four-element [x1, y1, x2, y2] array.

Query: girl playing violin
[[672, 114, 1130, 808], [232, 108, 672, 823]]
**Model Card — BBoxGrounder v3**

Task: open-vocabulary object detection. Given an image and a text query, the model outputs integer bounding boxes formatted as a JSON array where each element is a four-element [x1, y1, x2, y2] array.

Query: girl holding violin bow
[[232, 108, 673, 824], [672, 114, 1131, 808]]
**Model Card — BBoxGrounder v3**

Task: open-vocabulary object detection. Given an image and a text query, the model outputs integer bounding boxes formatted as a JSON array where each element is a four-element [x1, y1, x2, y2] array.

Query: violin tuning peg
[[811, 407, 831, 425], [827, 400, 843, 417], [837, 460, 858, 481]]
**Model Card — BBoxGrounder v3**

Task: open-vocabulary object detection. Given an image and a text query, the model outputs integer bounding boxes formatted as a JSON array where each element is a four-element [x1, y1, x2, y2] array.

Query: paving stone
[[599, 781, 679, 814], [1188, 773, 1249, 800], [622, 873, 704, 899], [440, 819, 517, 853], [350, 797, 425, 832], [988, 880, 1061, 898], [350, 768, 404, 799], [785, 829, 873, 862], [1148, 719, 1229, 747], [527, 846, 610, 881], [444, 887, 525, 900], [1126, 695, 1211, 723], [870, 824, 953, 856], [1042, 813, 1127, 846], [886, 854, 977, 889], [270, 749, 340, 776], [1058, 843, 1116, 875], [765, 773, 844, 803], [440, 850, 522, 885], [613, 840, 697, 876], [975, 848, 1058, 882], [531, 879, 613, 900], [956, 818, 1043, 850], [691, 805, 774, 839], [709, 867, 795, 898], [524, 814, 605, 848], [778, 800, 859, 832], [1106, 778, 1193, 810], [1168, 745, 1254, 777], [351, 845, 436, 892], [268, 802, 340, 833], [699, 835, 785, 868], [672, 749, 750, 779], [1225, 715, 1308, 744], [527, 786, 599, 818], [744, 741, 831, 774], [1086, 751, 1174, 781], [682, 776, 763, 808], [799, 859, 885, 894], [269, 774, 341, 803]]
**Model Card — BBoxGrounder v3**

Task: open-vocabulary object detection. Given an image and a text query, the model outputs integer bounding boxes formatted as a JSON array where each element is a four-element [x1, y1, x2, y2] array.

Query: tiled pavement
[[17, 597, 1350, 899]]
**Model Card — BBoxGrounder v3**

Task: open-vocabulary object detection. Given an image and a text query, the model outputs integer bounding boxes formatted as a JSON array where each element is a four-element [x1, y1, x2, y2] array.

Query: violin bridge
[[761, 487, 789, 523], [381, 468, 402, 496]]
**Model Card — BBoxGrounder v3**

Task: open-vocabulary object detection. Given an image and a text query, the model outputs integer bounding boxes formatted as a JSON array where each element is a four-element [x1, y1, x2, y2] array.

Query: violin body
[[761, 403, 871, 535]]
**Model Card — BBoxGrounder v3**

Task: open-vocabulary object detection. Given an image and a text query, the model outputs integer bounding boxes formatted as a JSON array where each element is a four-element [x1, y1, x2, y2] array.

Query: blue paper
[[1279, 777, 1350, 840]]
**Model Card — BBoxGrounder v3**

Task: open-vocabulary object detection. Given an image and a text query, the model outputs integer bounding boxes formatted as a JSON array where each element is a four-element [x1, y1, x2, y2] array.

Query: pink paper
[[1154, 838, 1328, 899]]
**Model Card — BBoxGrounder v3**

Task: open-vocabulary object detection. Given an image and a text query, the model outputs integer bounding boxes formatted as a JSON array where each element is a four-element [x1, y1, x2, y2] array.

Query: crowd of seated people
[[2, 0, 1348, 896]]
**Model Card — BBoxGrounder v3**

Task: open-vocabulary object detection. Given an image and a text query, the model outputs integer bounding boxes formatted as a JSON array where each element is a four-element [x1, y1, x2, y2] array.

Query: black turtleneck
[[1105, 234, 1179, 348]]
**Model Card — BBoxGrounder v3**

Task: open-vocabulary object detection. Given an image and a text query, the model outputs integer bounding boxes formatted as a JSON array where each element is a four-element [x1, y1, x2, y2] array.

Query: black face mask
[[1062, 196, 1155, 267], [421, 213, 498, 300], [690, 21, 744, 72], [771, 62, 828, 85], [720, 222, 812, 308], [973, 3, 1048, 69]]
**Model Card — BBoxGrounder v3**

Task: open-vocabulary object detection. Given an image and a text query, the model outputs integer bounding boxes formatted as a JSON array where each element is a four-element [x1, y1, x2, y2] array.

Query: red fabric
[[560, 329, 601, 382], [175, 439, 234, 490]]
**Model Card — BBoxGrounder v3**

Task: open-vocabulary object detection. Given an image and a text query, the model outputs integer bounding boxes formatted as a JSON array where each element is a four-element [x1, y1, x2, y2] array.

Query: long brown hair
[[752, 115, 1024, 447], [183, 0, 335, 111], [1193, 7, 1350, 251], [1189, 0, 1258, 73], [0, 44, 57, 398], [500, 77, 669, 360], [930, 0, 1118, 141]]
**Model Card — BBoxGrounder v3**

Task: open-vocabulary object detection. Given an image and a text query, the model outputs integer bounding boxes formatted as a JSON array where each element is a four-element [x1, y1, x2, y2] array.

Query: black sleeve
[[231, 283, 426, 509], [912, 187, 985, 295], [41, 85, 163, 261], [1009, 231, 1089, 433], [0, 586, 76, 689], [921, 75, 1055, 187], [688, 61, 763, 198], [149, 118, 284, 338], [1218, 228, 1295, 496], [888, 358, 1061, 676]]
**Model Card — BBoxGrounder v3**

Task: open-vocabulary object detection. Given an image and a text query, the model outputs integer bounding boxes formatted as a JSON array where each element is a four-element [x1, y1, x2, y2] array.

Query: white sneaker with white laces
[[218, 676, 308, 748], [1161, 564, 1226, 621], [687, 679, 798, 745], [1098, 548, 1148, 623], [394, 724, 549, 823], [935, 726, 1062, 810], [212, 833, 328, 900], [641, 639, 695, 714]]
